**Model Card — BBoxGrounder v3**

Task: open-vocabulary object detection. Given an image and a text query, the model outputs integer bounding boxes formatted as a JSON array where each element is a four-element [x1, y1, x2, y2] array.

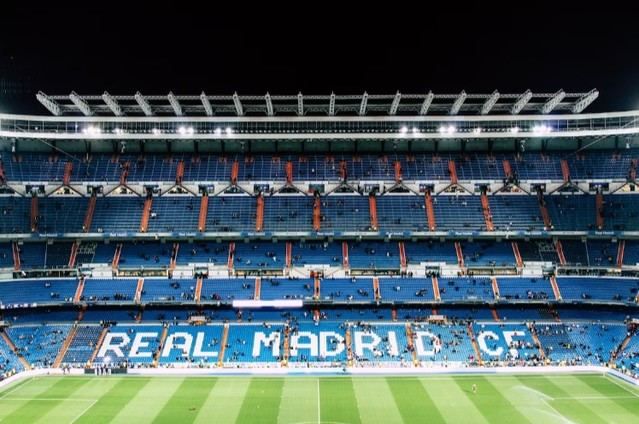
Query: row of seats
[[1, 276, 637, 306], [4, 193, 639, 234], [3, 151, 637, 182], [4, 239, 639, 270]]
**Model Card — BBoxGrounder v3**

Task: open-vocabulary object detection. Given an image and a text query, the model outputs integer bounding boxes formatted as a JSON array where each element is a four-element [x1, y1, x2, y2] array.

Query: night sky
[[0, 1, 637, 114]]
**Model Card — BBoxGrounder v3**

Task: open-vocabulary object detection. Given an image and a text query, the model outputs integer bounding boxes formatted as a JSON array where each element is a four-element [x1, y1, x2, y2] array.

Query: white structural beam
[[449, 90, 467, 115], [36, 91, 61, 116], [233, 92, 244, 116], [200, 91, 213, 116], [419, 91, 434, 115], [541, 89, 566, 114], [329, 92, 336, 116], [134, 92, 153, 116], [480, 90, 500, 115], [297, 92, 304, 116], [168, 91, 183, 116], [389, 91, 401, 115], [359, 91, 369, 116], [69, 91, 92, 116], [572, 89, 599, 113], [510, 89, 533, 114], [102, 91, 123, 116], [265, 92, 274, 116]]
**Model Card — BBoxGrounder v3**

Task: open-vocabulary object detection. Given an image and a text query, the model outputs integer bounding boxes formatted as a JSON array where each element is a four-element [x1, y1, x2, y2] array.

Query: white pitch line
[[0, 378, 34, 400], [70, 399, 98, 424], [604, 375, 639, 398], [553, 395, 638, 400]]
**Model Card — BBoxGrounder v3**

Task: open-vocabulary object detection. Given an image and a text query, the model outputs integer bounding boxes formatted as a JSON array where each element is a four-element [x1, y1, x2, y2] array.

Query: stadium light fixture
[[225, 127, 233, 135], [328, 92, 336, 116], [69, 91, 92, 116], [389, 91, 401, 115], [541, 90, 566, 114], [232, 92, 244, 116], [480, 91, 500, 115], [449, 90, 467, 115], [510, 126, 520, 134], [473, 127, 482, 135], [200, 92, 213, 116], [135, 92, 153, 116], [399, 126, 408, 136], [297, 92, 304, 116], [572, 89, 599, 113], [419, 91, 434, 115], [168, 91, 183, 116], [265, 92, 274, 116], [152, 128, 161, 135], [510, 90, 532, 115], [412, 127, 419, 134], [36, 91, 61, 116], [215, 128, 222, 136], [102, 91, 123, 116], [82, 125, 102, 136], [532, 124, 552, 134], [359, 92, 369, 116], [177, 126, 193, 135]]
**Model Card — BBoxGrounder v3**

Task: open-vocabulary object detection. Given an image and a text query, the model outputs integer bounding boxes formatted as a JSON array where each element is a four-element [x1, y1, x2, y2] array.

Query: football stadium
[[0, 87, 638, 423]]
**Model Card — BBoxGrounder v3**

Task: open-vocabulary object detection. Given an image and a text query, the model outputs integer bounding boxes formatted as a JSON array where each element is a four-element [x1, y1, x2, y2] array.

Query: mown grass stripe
[[152, 378, 216, 424], [319, 377, 361, 424], [193, 377, 250, 424], [388, 377, 445, 424], [73, 377, 151, 424], [456, 376, 532, 424], [109, 377, 184, 423], [235, 378, 284, 424], [515, 375, 608, 424], [420, 377, 489, 424], [577, 375, 639, 417], [352, 377, 404, 424], [277, 378, 319, 424], [1, 377, 92, 424]]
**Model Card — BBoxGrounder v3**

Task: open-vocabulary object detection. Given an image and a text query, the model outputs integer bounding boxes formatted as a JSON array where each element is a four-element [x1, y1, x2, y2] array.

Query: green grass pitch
[[0, 373, 638, 423]]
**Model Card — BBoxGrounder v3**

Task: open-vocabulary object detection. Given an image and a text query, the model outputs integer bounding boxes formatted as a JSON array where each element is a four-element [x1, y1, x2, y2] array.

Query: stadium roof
[[36, 89, 599, 117]]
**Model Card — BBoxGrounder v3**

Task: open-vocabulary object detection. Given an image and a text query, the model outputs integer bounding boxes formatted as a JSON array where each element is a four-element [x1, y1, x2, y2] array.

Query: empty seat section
[[17, 243, 47, 269], [291, 241, 342, 266], [263, 196, 312, 232], [509, 153, 563, 180], [404, 241, 457, 264], [472, 323, 538, 361], [586, 240, 618, 267], [182, 155, 234, 181], [82, 279, 137, 303], [461, 242, 515, 267], [348, 241, 399, 269], [557, 277, 639, 303], [118, 242, 172, 268], [147, 196, 199, 232], [496, 277, 552, 301], [0, 243, 14, 268], [178, 242, 228, 265], [350, 323, 410, 363], [225, 323, 285, 363], [0, 279, 77, 306], [91, 197, 143, 233], [545, 195, 595, 231], [561, 240, 589, 266], [92, 243, 117, 264], [624, 241, 639, 266], [142, 279, 196, 302], [38, 197, 87, 233], [410, 322, 476, 363], [319, 278, 374, 302], [489, 196, 544, 231], [432, 195, 485, 231], [0, 334, 24, 375], [378, 278, 433, 302], [234, 242, 286, 270], [200, 279, 254, 301], [0, 196, 30, 233], [158, 325, 225, 365], [62, 325, 103, 364], [260, 278, 314, 300], [93, 325, 163, 365], [603, 195, 639, 231], [2, 154, 66, 181], [376, 195, 428, 232], [206, 196, 255, 232], [438, 277, 493, 301], [322, 196, 370, 232], [288, 322, 348, 363]]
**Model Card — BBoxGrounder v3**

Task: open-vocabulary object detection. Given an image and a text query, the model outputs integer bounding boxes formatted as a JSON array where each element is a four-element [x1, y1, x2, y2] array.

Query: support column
[[480, 192, 494, 231], [139, 196, 153, 233], [448, 160, 458, 185], [312, 197, 321, 231], [368, 193, 378, 231], [424, 191, 436, 231], [198, 194, 208, 232], [595, 192, 604, 230], [30, 195, 39, 232], [255, 194, 265, 232], [83, 194, 97, 232]]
